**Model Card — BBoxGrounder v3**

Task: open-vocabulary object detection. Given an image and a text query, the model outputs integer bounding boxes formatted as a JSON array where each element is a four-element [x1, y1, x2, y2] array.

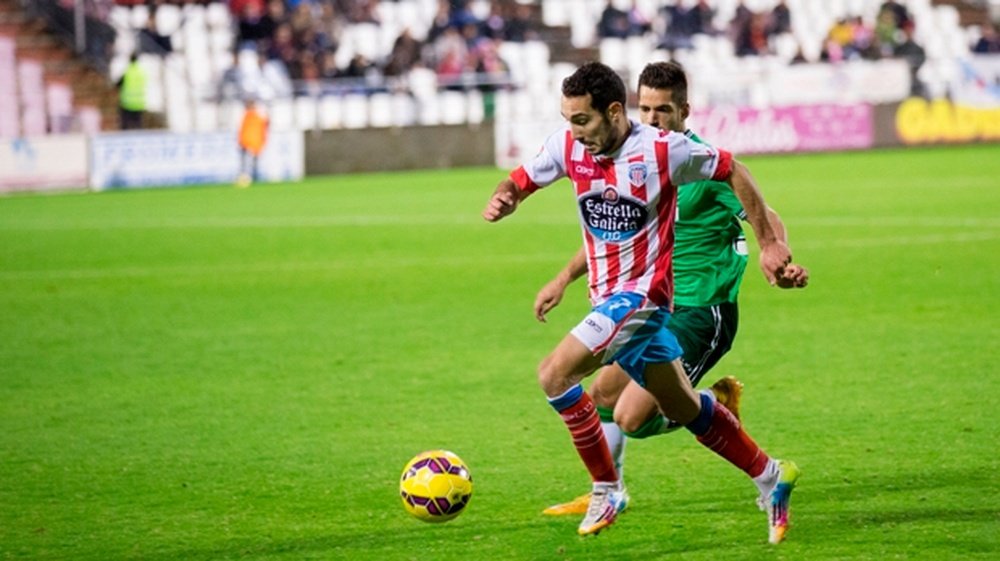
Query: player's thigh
[[613, 379, 660, 432], [669, 302, 738, 386], [538, 333, 605, 397], [589, 364, 633, 409]]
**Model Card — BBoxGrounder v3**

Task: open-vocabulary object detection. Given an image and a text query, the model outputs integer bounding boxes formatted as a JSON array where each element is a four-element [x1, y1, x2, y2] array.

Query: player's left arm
[[534, 247, 587, 322], [725, 160, 792, 286], [667, 134, 791, 285], [763, 206, 809, 289]]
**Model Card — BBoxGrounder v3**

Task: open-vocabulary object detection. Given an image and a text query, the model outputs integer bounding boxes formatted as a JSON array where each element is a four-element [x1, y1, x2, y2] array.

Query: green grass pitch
[[1, 144, 998, 560]]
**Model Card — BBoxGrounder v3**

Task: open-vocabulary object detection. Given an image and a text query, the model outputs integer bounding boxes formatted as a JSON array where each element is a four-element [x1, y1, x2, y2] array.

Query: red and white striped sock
[[549, 385, 618, 483]]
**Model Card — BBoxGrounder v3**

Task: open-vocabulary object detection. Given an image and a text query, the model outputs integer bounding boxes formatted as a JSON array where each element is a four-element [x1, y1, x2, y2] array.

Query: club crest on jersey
[[579, 190, 648, 243], [628, 163, 648, 187]]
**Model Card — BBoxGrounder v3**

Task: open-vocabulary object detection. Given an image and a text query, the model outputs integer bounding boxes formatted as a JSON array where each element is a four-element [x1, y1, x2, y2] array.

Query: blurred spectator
[[230, 0, 265, 20], [848, 16, 878, 59], [691, 0, 716, 35], [238, 1, 274, 45], [598, 1, 631, 39], [973, 21, 1000, 54], [116, 53, 146, 129], [341, 54, 376, 81], [317, 49, 340, 80], [731, 0, 752, 32], [427, 0, 453, 44], [289, 2, 317, 39], [316, 1, 344, 54], [626, 0, 652, 36], [449, 0, 478, 29], [894, 23, 926, 96], [879, 0, 911, 30], [460, 20, 483, 50], [217, 52, 246, 100], [267, 23, 298, 73], [735, 13, 769, 56], [503, 2, 537, 42], [471, 37, 509, 90], [874, 7, 899, 57], [767, 0, 791, 36], [344, 0, 380, 24], [481, 2, 507, 41], [138, 12, 171, 54], [659, 1, 704, 51], [384, 28, 422, 77], [822, 17, 854, 62], [434, 25, 468, 90], [248, 45, 294, 100]]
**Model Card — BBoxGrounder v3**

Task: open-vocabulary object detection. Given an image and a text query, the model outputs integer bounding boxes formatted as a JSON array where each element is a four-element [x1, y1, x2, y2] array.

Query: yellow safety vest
[[120, 63, 147, 111]]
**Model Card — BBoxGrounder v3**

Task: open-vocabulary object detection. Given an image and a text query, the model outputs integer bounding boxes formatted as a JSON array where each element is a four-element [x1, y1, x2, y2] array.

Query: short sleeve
[[509, 128, 570, 194], [667, 133, 733, 186]]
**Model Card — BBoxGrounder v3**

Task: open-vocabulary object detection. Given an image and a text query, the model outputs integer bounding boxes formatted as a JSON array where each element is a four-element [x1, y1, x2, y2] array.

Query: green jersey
[[672, 131, 748, 307]]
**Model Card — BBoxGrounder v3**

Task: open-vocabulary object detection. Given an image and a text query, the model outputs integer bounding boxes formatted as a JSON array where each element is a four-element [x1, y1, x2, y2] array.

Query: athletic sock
[[597, 405, 626, 480], [752, 458, 780, 497], [548, 385, 618, 483], [686, 392, 770, 478]]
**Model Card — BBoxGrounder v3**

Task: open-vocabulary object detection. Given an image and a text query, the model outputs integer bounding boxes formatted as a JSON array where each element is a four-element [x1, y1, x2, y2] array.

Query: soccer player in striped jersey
[[482, 61, 798, 541], [534, 61, 807, 542]]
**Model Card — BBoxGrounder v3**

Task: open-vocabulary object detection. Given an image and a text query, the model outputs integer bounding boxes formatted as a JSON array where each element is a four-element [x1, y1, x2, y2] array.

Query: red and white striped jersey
[[510, 121, 733, 308]]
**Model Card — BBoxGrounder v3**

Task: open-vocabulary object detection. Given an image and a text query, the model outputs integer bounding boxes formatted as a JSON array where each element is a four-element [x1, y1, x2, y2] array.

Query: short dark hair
[[561, 61, 627, 113], [638, 61, 688, 106]]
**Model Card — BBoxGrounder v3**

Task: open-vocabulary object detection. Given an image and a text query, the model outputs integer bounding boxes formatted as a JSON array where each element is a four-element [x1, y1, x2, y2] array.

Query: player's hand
[[759, 240, 792, 286], [534, 278, 567, 322], [482, 191, 518, 222], [775, 263, 809, 289]]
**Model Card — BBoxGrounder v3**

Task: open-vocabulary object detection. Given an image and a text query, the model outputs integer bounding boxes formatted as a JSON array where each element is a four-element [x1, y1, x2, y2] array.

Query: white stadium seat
[[318, 95, 343, 130], [368, 92, 394, 128]]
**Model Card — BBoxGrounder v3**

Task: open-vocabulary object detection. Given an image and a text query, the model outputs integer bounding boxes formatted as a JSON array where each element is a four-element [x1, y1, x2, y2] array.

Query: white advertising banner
[[0, 134, 88, 193], [952, 54, 1000, 108], [89, 130, 304, 190]]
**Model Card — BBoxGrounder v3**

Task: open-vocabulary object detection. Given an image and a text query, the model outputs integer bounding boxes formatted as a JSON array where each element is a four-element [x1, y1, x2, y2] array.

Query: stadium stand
[[0, 0, 996, 137]]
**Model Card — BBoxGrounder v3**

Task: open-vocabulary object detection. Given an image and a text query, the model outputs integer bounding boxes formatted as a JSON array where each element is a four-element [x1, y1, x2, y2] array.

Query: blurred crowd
[[226, 0, 533, 95], [87, 0, 1000, 100], [598, 0, 998, 61], [596, 0, 793, 56]]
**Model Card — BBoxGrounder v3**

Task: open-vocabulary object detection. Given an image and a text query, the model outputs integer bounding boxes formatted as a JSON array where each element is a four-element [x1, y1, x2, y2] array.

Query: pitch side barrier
[[87, 130, 304, 191]]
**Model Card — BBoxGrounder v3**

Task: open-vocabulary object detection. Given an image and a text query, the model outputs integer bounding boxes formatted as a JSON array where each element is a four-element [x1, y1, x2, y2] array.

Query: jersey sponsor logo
[[574, 164, 596, 177], [628, 163, 648, 187], [579, 189, 648, 242]]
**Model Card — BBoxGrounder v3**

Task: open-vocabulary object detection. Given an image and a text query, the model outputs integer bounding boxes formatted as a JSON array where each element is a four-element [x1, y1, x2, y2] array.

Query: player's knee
[[589, 384, 617, 410], [537, 355, 568, 397], [613, 407, 648, 435]]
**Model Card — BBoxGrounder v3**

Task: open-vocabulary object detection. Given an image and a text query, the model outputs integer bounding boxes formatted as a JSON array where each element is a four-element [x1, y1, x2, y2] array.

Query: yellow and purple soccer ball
[[399, 450, 473, 522]]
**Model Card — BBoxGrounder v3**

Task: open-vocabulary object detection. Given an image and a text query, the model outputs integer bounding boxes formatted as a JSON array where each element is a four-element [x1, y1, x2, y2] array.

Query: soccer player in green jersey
[[535, 61, 808, 540]]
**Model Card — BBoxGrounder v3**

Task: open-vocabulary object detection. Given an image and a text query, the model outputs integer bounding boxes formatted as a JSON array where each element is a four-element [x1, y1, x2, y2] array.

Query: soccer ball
[[399, 450, 473, 523]]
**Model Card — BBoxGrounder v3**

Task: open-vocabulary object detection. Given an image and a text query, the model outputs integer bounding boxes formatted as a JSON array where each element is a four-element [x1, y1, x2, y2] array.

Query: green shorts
[[667, 301, 739, 387]]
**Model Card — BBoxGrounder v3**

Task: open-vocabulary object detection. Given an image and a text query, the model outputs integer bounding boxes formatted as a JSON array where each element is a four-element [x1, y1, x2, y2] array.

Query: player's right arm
[[534, 247, 587, 322], [483, 128, 570, 223]]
